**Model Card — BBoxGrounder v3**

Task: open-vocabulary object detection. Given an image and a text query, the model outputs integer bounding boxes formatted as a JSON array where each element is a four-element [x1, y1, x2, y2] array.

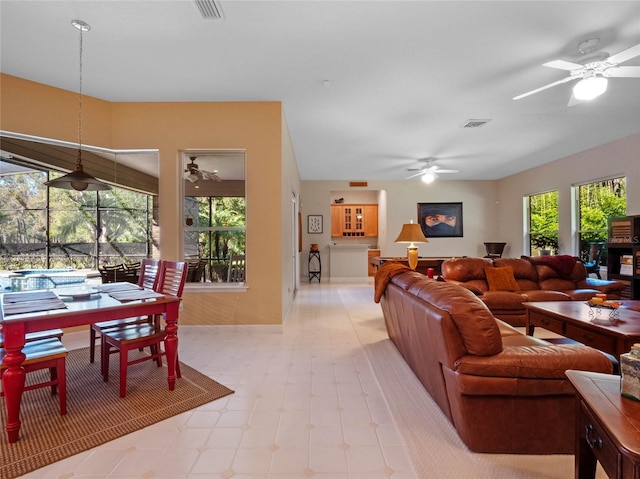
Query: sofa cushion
[[481, 291, 528, 309], [407, 279, 503, 356], [521, 290, 571, 302], [485, 266, 520, 292]]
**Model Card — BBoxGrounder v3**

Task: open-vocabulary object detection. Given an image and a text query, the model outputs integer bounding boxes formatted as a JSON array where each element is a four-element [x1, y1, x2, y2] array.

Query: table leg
[[1, 326, 27, 443], [163, 303, 180, 390], [575, 435, 598, 479]]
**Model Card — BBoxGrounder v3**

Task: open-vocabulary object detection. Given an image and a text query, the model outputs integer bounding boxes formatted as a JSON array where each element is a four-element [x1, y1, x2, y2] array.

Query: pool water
[[1, 269, 86, 292]]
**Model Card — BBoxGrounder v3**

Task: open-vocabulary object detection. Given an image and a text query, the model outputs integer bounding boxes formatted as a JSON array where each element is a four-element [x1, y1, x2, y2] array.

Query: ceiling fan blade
[[607, 43, 640, 65], [543, 60, 583, 71], [512, 76, 574, 100], [567, 93, 584, 107], [201, 170, 222, 181], [434, 169, 458, 174], [604, 66, 640, 78], [406, 171, 425, 180]]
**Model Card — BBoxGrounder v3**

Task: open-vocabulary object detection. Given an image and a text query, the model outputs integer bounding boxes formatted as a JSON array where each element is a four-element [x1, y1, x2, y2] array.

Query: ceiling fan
[[184, 156, 222, 183], [513, 39, 640, 106], [406, 159, 459, 183]]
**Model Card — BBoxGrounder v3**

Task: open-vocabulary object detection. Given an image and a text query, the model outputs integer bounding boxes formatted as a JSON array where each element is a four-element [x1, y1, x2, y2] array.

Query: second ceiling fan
[[185, 156, 222, 183], [513, 39, 640, 106], [406, 159, 458, 183]]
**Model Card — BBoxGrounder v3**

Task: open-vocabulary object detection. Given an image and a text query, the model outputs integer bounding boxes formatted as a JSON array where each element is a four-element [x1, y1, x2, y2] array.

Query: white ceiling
[[1, 0, 639, 181]]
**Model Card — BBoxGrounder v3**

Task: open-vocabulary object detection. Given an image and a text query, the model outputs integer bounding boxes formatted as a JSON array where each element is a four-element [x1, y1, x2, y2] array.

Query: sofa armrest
[[578, 278, 626, 295], [454, 344, 613, 379]]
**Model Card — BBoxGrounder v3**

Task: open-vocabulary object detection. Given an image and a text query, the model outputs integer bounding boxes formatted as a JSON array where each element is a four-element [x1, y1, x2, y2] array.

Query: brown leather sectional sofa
[[441, 256, 626, 327], [376, 266, 613, 454]]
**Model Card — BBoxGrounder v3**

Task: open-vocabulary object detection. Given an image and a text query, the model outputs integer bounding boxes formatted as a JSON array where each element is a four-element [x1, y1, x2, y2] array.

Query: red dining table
[[0, 287, 181, 443]]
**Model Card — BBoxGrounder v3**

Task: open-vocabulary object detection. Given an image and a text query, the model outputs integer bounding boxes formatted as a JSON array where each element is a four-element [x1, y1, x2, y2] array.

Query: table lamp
[[394, 221, 428, 270]]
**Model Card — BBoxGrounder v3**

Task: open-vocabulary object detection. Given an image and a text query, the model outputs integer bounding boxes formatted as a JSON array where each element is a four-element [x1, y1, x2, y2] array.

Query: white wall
[[301, 133, 639, 278]]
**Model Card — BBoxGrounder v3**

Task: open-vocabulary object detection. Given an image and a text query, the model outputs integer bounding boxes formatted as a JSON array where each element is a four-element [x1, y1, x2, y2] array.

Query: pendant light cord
[[77, 24, 84, 168]]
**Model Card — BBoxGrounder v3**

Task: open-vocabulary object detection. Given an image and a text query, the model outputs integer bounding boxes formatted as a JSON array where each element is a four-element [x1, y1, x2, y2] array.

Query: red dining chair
[[1, 338, 68, 415], [101, 260, 187, 397], [89, 258, 160, 363]]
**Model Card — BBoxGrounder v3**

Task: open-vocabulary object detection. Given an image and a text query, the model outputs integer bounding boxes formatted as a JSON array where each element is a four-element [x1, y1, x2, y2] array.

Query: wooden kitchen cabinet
[[331, 204, 378, 237]]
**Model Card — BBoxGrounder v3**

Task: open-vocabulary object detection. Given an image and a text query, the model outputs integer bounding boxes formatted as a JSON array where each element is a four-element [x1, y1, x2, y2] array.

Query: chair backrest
[[186, 259, 206, 282], [227, 254, 246, 282], [587, 242, 605, 266], [154, 261, 187, 297], [99, 264, 126, 283], [484, 242, 506, 258], [138, 258, 160, 290]]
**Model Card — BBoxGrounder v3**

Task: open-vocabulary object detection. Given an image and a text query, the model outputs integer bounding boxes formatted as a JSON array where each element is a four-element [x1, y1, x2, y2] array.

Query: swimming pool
[[1, 269, 87, 292]]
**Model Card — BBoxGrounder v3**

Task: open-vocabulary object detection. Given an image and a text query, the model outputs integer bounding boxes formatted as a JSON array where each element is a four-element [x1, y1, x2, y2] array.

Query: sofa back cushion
[[493, 258, 540, 291], [441, 257, 491, 292], [392, 274, 503, 356], [526, 256, 588, 291]]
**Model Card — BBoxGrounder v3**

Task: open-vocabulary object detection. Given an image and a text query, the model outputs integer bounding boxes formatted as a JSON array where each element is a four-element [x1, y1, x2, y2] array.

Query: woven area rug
[[1, 347, 233, 479]]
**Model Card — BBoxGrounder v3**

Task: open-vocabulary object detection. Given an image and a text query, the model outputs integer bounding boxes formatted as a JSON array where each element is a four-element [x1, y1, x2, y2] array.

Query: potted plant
[[531, 233, 559, 255]]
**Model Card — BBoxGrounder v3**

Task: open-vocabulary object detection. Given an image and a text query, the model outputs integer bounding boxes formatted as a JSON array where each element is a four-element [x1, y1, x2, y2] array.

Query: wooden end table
[[566, 370, 640, 479]]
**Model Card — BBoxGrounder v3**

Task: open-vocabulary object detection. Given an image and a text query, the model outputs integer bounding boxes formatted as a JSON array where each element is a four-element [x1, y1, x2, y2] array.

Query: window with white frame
[[528, 190, 559, 255], [575, 177, 626, 265]]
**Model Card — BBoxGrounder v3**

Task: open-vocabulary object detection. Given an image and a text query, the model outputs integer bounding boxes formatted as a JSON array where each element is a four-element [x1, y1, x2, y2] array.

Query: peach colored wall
[[1, 73, 291, 325], [1, 74, 112, 146]]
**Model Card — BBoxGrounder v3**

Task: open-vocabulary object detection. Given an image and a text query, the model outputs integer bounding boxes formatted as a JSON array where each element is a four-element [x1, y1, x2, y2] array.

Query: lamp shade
[[394, 223, 428, 244], [44, 164, 111, 191]]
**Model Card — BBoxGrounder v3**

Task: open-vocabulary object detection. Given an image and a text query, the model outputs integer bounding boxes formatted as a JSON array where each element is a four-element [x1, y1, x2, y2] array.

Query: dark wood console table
[[566, 370, 640, 479], [369, 256, 448, 277]]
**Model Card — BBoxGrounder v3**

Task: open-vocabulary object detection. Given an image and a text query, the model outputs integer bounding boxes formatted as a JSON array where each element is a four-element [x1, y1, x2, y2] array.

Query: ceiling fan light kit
[[421, 172, 436, 184], [573, 76, 608, 100]]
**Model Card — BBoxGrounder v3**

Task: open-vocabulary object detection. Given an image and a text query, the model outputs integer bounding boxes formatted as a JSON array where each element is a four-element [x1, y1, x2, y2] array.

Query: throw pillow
[[485, 266, 520, 292]]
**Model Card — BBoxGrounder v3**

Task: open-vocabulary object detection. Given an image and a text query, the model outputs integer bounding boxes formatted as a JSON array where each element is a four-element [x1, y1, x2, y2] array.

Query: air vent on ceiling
[[461, 119, 492, 128], [194, 0, 224, 19]]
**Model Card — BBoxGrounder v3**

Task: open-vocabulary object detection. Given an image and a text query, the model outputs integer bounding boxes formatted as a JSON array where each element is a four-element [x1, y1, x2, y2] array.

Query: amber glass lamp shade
[[394, 222, 428, 270]]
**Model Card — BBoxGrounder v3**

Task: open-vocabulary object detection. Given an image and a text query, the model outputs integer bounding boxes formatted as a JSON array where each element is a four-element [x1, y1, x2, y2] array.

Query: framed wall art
[[308, 215, 323, 234], [417, 202, 463, 238]]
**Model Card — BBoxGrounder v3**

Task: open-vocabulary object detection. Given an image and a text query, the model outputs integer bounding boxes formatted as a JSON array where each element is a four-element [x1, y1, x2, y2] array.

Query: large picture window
[[0, 168, 153, 270]]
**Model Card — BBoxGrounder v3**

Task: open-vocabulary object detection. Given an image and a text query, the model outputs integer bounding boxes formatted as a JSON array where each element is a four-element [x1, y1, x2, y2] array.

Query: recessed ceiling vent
[[194, 0, 224, 20], [461, 119, 492, 128]]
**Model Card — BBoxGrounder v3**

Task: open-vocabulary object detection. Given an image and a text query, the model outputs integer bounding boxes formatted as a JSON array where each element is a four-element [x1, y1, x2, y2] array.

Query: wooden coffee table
[[524, 301, 640, 360], [566, 370, 640, 479]]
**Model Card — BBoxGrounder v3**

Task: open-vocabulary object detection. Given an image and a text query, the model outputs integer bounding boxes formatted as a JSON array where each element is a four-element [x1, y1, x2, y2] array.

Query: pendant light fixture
[[45, 20, 111, 191]]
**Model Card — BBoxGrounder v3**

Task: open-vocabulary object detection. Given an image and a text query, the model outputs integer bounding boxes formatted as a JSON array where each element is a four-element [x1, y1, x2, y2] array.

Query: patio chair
[[227, 253, 246, 282], [584, 242, 605, 279], [101, 260, 187, 397]]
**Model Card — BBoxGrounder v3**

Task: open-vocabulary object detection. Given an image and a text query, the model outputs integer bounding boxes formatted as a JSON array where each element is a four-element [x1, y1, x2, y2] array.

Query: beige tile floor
[[22, 282, 418, 479]]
